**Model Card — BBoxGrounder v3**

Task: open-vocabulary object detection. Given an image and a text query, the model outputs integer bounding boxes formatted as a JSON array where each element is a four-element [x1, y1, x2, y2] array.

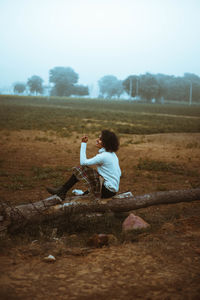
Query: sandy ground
[[0, 131, 200, 299]]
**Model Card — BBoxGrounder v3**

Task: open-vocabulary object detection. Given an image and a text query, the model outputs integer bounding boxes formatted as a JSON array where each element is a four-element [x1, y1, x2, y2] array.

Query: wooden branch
[[0, 188, 200, 233]]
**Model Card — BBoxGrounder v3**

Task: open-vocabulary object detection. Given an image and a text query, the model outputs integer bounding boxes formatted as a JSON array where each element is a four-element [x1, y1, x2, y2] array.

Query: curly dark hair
[[101, 130, 119, 152]]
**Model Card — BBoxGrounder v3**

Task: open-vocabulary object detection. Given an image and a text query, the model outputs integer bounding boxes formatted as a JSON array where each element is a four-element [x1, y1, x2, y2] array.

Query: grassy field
[[0, 95, 200, 135], [0, 94, 199, 197]]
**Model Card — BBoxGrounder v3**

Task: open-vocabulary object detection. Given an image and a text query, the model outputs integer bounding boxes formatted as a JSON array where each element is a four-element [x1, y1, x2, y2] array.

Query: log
[[0, 188, 200, 233]]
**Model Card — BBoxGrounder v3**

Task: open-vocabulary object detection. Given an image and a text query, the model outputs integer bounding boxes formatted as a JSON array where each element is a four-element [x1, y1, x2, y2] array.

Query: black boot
[[46, 174, 78, 201], [46, 186, 61, 195]]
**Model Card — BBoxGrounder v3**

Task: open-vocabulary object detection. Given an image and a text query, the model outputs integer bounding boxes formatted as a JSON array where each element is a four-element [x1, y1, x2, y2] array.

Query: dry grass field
[[0, 96, 200, 299]]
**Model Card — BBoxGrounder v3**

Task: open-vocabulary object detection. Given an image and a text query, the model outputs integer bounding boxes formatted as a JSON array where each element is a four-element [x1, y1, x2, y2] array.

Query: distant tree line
[[13, 67, 89, 97], [13, 67, 200, 103], [99, 73, 200, 103]]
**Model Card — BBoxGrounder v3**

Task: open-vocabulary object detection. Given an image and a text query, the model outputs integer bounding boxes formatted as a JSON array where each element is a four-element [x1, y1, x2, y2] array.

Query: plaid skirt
[[72, 166, 101, 197]]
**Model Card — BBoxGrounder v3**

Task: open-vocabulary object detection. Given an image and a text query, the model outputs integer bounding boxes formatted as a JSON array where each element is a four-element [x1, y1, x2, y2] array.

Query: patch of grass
[[136, 158, 199, 177], [136, 158, 181, 172], [1, 166, 72, 192], [132, 140, 145, 145], [184, 169, 199, 177], [31, 165, 71, 181], [185, 142, 200, 148], [32, 166, 60, 180], [34, 136, 53, 142], [156, 185, 168, 191], [190, 181, 200, 188], [3, 174, 34, 191], [0, 159, 4, 167], [0, 170, 9, 176], [121, 136, 147, 147]]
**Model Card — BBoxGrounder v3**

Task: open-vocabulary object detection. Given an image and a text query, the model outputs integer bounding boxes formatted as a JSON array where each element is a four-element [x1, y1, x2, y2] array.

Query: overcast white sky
[[0, 0, 200, 89]]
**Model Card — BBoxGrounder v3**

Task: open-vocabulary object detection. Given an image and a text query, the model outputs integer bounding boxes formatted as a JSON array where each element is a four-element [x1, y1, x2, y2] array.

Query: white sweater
[[80, 143, 121, 192]]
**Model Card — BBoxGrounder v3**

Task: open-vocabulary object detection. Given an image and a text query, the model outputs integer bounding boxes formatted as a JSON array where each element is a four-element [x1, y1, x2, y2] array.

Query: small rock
[[122, 213, 150, 232], [88, 234, 109, 247], [43, 254, 56, 263], [31, 240, 38, 244]]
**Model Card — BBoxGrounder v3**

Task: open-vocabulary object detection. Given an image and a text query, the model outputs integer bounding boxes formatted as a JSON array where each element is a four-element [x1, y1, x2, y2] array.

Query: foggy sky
[[0, 0, 200, 90]]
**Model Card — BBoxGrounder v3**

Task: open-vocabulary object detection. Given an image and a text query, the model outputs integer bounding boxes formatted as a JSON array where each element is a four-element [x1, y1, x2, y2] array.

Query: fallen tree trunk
[[0, 188, 200, 233]]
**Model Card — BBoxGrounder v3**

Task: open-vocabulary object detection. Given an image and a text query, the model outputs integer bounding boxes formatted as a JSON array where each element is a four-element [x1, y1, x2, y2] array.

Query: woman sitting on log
[[46, 130, 121, 201]]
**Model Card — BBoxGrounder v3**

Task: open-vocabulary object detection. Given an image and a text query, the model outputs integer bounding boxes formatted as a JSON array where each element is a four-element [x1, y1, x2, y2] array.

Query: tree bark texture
[[0, 188, 200, 233]]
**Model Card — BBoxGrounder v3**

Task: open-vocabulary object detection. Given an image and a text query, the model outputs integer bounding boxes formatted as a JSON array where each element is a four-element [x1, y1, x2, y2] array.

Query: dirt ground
[[0, 131, 200, 300]]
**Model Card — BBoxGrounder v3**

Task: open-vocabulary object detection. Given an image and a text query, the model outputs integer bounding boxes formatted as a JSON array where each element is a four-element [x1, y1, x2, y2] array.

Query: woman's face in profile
[[96, 135, 103, 149]]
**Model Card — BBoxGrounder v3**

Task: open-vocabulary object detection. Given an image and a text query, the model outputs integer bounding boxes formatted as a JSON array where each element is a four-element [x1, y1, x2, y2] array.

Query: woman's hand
[[82, 135, 88, 143]]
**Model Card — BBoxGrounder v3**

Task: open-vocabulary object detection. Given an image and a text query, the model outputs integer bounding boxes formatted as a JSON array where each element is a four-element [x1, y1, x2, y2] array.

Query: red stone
[[122, 213, 150, 231]]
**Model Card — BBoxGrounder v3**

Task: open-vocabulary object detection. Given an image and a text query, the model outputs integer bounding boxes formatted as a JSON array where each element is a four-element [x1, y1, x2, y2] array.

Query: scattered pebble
[[43, 254, 56, 263]]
